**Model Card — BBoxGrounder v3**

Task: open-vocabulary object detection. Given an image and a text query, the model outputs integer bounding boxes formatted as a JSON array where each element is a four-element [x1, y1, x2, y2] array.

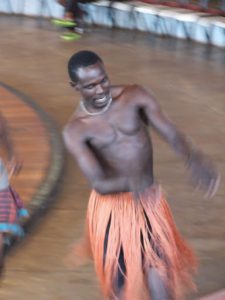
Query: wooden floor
[[0, 83, 49, 206], [198, 289, 225, 300], [0, 15, 224, 300], [0, 82, 63, 219]]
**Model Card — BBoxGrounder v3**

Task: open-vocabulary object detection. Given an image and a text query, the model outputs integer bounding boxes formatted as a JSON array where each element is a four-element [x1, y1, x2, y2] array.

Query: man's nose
[[96, 84, 104, 94]]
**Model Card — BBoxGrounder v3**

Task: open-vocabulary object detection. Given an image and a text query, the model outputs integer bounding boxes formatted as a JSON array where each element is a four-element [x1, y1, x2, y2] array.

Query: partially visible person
[[63, 50, 220, 300], [52, 0, 84, 40], [62, 0, 84, 31], [0, 113, 29, 275]]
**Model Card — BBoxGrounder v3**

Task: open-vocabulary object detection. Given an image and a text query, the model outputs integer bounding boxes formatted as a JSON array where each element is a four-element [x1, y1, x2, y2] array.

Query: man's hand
[[187, 150, 220, 198]]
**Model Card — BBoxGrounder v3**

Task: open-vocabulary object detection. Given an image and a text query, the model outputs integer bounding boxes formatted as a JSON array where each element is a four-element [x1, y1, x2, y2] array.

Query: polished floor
[[0, 15, 224, 300], [0, 82, 62, 219]]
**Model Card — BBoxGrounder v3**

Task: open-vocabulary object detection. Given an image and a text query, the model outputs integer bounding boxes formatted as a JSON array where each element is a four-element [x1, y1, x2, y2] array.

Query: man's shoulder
[[129, 84, 150, 94], [117, 85, 154, 104], [112, 83, 143, 92], [112, 84, 147, 100], [63, 115, 88, 140]]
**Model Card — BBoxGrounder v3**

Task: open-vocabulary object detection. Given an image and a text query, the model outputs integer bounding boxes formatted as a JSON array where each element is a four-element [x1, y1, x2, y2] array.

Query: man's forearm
[[170, 131, 195, 163], [171, 131, 213, 175]]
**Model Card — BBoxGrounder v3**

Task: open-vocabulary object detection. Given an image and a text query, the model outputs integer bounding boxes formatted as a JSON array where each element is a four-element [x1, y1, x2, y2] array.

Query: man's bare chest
[[86, 109, 141, 149]]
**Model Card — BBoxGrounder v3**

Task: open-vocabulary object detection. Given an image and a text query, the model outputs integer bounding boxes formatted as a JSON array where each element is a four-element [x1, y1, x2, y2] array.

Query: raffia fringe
[[72, 185, 197, 300]]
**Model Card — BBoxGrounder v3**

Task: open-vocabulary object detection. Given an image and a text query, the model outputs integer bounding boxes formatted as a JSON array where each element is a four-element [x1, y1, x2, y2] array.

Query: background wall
[[0, 0, 63, 17]]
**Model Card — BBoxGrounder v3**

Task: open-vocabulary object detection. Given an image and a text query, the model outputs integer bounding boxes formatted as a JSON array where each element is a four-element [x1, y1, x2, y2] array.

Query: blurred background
[[0, 1, 224, 299]]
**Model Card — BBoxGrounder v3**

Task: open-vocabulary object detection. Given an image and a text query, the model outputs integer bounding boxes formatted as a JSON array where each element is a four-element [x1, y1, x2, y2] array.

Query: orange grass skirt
[[73, 185, 197, 300]]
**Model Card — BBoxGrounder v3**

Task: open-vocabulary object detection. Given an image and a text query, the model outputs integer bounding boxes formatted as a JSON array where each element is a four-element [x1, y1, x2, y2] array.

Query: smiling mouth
[[94, 96, 108, 107]]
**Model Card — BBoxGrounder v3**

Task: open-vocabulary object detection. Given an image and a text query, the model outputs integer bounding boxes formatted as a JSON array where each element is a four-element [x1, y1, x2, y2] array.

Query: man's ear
[[70, 81, 79, 91]]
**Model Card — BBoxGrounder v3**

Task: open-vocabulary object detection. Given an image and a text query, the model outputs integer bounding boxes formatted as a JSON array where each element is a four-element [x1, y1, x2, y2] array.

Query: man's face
[[73, 62, 111, 110]]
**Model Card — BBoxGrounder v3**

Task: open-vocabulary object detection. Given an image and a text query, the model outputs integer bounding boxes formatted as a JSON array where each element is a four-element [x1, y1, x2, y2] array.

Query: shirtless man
[[63, 50, 220, 300]]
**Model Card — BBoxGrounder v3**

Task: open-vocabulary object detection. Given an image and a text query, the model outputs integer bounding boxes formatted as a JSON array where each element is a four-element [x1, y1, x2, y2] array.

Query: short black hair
[[68, 50, 103, 82]]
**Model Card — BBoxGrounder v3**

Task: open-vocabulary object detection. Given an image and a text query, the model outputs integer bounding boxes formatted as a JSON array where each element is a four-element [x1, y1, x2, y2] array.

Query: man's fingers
[[191, 169, 220, 199], [204, 173, 221, 199]]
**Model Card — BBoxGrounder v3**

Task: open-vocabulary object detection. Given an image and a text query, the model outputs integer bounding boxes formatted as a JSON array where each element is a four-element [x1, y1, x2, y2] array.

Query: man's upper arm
[[137, 86, 178, 142], [135, 86, 193, 160], [63, 122, 104, 183]]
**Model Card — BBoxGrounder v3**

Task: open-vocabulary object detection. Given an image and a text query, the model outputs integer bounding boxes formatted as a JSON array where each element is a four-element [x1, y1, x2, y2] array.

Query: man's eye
[[86, 85, 94, 90]]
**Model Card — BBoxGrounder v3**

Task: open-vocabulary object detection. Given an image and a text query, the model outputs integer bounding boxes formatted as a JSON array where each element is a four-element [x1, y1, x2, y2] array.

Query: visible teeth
[[96, 97, 106, 103]]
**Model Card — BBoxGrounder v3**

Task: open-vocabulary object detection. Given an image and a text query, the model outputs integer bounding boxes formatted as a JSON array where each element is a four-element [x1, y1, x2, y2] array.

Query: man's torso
[[75, 85, 154, 190]]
